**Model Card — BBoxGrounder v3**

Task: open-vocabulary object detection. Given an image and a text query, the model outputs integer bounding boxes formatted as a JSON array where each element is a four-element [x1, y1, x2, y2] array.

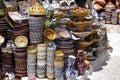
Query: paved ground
[[88, 24, 120, 80]]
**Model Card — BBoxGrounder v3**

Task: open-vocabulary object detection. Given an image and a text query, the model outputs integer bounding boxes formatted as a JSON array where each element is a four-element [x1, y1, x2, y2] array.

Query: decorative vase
[[77, 61, 87, 75], [77, 50, 87, 75], [65, 55, 78, 80]]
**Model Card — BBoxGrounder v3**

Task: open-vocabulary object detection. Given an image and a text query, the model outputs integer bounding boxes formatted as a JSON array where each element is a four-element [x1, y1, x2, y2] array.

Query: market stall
[[0, 0, 109, 80]]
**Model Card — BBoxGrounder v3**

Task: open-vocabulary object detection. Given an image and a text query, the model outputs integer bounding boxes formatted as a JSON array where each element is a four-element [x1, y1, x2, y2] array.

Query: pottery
[[56, 18, 70, 24], [54, 27, 72, 39], [28, 1, 46, 16], [77, 62, 87, 75], [54, 11, 65, 19], [70, 8, 91, 19], [55, 50, 64, 61], [80, 40, 95, 50], [65, 55, 78, 80], [18, 1, 30, 14], [93, 3, 104, 11], [51, 0, 60, 10], [71, 30, 94, 41], [105, 1, 116, 11], [44, 29, 57, 40], [59, 0, 78, 10], [94, 0, 106, 7], [72, 21, 91, 31]]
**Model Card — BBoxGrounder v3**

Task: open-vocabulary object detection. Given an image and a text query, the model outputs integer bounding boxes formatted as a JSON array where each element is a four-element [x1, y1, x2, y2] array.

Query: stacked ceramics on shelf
[[0, 12, 13, 79], [70, 7, 108, 61], [28, 0, 46, 45], [0, 0, 109, 80], [46, 42, 56, 80], [27, 1, 47, 79], [27, 45, 36, 78], [36, 43, 47, 78], [7, 15, 29, 78], [1, 48, 14, 77], [2, 4, 29, 79], [0, 18, 10, 46], [28, 17, 44, 44], [69, 7, 97, 61], [43, 0, 90, 79], [53, 2, 91, 79], [54, 50, 64, 80]]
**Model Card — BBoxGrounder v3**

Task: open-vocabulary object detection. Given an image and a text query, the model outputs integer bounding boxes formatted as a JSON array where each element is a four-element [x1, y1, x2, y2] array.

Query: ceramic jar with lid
[[37, 43, 47, 78], [27, 45, 37, 77], [46, 42, 56, 79], [29, 17, 44, 45], [37, 43, 47, 59], [54, 61, 64, 80]]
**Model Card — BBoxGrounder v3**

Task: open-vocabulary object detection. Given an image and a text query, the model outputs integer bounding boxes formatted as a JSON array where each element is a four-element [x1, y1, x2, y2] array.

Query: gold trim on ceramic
[[15, 36, 28, 47], [37, 43, 47, 47]]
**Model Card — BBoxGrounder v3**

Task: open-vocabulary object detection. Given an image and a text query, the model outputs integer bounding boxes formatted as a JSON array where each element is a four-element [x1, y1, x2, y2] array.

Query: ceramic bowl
[[54, 11, 65, 19], [72, 21, 91, 31], [80, 41, 94, 50], [70, 8, 91, 19], [44, 29, 57, 40], [72, 31, 92, 39]]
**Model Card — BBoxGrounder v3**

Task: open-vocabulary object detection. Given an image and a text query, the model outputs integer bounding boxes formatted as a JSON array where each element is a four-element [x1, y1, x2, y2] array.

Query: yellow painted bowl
[[70, 9, 91, 19], [54, 11, 65, 19], [72, 21, 91, 31], [44, 29, 56, 40]]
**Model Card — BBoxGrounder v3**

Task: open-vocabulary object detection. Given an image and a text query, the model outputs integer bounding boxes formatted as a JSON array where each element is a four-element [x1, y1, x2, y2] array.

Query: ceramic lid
[[28, 1, 46, 16]]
